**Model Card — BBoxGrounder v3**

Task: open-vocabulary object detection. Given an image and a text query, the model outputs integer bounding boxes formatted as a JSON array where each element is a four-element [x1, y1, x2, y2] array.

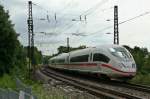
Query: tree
[[24, 46, 43, 65], [34, 47, 42, 65], [57, 45, 86, 54], [57, 46, 68, 54], [0, 5, 18, 76]]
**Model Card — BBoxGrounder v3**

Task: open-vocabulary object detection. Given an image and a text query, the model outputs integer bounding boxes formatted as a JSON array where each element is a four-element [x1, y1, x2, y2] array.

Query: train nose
[[120, 62, 136, 73], [132, 63, 136, 68]]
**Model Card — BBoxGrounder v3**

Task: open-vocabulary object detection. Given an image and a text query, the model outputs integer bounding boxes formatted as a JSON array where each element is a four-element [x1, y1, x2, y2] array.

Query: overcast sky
[[1, 0, 150, 55]]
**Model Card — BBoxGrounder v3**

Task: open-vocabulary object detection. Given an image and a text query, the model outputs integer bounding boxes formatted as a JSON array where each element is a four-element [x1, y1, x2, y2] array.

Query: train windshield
[[109, 47, 132, 59]]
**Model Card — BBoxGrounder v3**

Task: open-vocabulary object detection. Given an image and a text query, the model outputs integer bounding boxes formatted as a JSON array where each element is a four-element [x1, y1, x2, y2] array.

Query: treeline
[[57, 45, 86, 54], [0, 5, 42, 76]]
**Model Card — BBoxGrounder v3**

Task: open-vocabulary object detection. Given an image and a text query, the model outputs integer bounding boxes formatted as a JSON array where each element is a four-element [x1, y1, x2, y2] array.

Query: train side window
[[70, 55, 89, 62], [57, 59, 65, 63], [51, 60, 56, 64], [60, 59, 65, 63], [93, 53, 110, 63], [51, 60, 54, 63]]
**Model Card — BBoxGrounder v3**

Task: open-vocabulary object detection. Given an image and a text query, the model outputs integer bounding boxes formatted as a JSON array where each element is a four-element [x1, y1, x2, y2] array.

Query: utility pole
[[27, 1, 35, 78], [114, 5, 119, 45], [67, 37, 70, 52]]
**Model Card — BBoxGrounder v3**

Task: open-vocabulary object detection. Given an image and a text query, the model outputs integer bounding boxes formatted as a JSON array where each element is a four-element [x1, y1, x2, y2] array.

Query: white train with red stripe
[[49, 44, 136, 80]]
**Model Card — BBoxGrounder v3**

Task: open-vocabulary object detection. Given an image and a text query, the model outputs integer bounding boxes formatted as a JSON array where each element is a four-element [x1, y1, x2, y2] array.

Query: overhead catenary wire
[[51, 0, 110, 34], [87, 10, 150, 36], [31, 1, 150, 40], [32, 1, 76, 34], [56, 0, 75, 17], [59, 0, 108, 32], [32, 0, 75, 22], [31, 0, 112, 36], [73, 10, 150, 45], [30, 1, 150, 53], [58, 0, 112, 34], [59, 5, 114, 33], [32, 2, 50, 13], [80, 0, 109, 16], [32, 2, 56, 25], [32, 3, 60, 42], [119, 11, 150, 24]]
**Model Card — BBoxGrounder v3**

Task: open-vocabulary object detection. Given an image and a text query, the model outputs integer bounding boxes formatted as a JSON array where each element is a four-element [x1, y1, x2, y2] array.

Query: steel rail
[[119, 82, 150, 93], [95, 80, 150, 94], [41, 67, 142, 99]]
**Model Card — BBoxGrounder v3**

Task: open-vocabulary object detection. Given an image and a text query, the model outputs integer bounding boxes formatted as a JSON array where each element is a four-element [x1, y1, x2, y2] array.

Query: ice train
[[49, 44, 136, 80]]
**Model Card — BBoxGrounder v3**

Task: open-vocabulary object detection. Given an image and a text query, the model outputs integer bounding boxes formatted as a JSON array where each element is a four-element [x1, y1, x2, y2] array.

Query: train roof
[[69, 44, 122, 53], [69, 44, 121, 56], [50, 44, 123, 60], [50, 53, 68, 60], [96, 44, 123, 49]]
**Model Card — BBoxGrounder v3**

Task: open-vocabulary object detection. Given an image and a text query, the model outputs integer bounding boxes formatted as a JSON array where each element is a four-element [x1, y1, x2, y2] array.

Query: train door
[[90, 53, 93, 62]]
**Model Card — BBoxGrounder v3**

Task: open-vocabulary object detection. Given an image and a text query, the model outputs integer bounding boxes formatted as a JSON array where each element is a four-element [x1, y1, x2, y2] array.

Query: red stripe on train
[[101, 64, 136, 74], [55, 63, 135, 74], [64, 63, 97, 66]]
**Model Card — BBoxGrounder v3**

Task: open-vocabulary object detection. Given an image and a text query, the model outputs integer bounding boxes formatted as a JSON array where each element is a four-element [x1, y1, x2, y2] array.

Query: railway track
[[40, 67, 148, 99], [108, 81, 150, 93]]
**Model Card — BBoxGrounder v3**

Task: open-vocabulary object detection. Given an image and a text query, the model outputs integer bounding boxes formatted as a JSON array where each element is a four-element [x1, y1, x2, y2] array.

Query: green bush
[[130, 73, 150, 85], [0, 74, 16, 90]]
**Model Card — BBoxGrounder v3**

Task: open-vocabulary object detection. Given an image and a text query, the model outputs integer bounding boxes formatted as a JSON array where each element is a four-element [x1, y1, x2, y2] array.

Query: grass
[[0, 66, 67, 99], [130, 73, 150, 86], [0, 74, 16, 90], [0, 65, 150, 99]]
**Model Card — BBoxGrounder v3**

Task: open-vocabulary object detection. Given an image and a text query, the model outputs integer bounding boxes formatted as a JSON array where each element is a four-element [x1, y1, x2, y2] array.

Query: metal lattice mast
[[27, 1, 35, 77], [114, 5, 119, 45]]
